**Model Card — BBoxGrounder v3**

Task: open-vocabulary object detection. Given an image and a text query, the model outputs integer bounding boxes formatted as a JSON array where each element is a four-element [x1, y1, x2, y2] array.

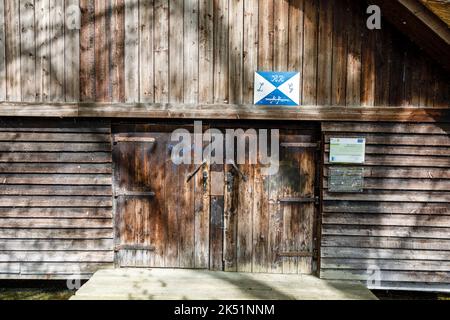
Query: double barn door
[[113, 123, 318, 274]]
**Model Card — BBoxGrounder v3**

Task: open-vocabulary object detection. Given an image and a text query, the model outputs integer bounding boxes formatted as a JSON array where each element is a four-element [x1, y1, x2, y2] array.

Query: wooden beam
[[0, 102, 448, 122]]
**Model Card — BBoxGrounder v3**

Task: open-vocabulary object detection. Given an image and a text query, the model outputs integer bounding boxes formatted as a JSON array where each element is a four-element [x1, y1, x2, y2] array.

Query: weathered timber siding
[[0, 118, 113, 279], [0, 0, 448, 107], [321, 122, 450, 292]]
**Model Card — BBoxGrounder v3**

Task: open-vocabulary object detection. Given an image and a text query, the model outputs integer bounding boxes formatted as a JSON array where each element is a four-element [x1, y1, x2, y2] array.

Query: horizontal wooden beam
[[0, 102, 448, 122]]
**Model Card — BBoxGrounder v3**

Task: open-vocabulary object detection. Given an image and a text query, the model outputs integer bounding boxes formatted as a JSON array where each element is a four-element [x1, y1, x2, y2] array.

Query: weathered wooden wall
[[321, 122, 450, 291], [0, 119, 113, 279], [0, 0, 448, 107]]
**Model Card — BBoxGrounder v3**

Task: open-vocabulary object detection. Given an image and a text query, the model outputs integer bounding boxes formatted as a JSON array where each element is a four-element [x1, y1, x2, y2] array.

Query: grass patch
[[0, 280, 79, 300]]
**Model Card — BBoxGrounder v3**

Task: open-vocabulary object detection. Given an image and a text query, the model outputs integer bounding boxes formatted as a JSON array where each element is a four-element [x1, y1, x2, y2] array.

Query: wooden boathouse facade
[[0, 0, 449, 292]]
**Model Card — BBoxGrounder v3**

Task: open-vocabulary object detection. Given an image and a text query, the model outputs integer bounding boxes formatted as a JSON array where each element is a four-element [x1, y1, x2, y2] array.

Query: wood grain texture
[[322, 122, 450, 288], [0, 119, 113, 279]]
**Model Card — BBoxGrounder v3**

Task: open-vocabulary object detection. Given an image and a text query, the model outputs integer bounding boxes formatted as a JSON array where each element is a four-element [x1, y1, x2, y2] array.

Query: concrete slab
[[71, 268, 378, 300]]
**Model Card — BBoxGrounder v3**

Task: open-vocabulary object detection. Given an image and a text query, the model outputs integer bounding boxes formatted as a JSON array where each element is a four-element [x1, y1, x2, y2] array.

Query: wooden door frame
[[110, 120, 322, 273]]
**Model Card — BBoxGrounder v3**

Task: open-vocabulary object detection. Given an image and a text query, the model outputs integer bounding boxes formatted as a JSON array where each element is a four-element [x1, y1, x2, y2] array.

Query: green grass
[[0, 281, 76, 300]]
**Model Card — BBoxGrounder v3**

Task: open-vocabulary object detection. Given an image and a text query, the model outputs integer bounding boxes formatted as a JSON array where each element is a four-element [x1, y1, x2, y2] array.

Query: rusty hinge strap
[[277, 251, 314, 258], [280, 142, 318, 148], [115, 191, 156, 198], [114, 244, 156, 252]]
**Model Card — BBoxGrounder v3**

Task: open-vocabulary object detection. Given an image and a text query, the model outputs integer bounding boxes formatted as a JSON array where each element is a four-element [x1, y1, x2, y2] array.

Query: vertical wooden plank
[[280, 147, 299, 274], [184, 0, 199, 103], [213, 0, 228, 103], [80, 0, 95, 101], [94, 0, 110, 101], [50, 0, 65, 101], [242, 0, 258, 104], [139, 0, 153, 102], [198, 0, 214, 103], [273, 0, 288, 71], [331, 0, 346, 105], [110, 0, 125, 102], [237, 164, 253, 272], [148, 132, 167, 267], [168, 0, 183, 103], [223, 164, 238, 271], [165, 134, 180, 267], [154, 0, 169, 103], [178, 156, 196, 269], [124, 0, 139, 102], [65, 0, 80, 102], [302, 0, 318, 105], [194, 159, 210, 268], [317, 0, 332, 105], [268, 156, 282, 273], [210, 195, 224, 270], [257, 0, 273, 70], [4, 0, 21, 101], [228, 0, 243, 104], [20, 0, 36, 102], [288, 0, 303, 106], [389, 39, 404, 106], [361, 22, 376, 106], [345, 1, 361, 106], [298, 148, 315, 274], [252, 164, 269, 273], [374, 26, 391, 106], [0, 0, 5, 100]]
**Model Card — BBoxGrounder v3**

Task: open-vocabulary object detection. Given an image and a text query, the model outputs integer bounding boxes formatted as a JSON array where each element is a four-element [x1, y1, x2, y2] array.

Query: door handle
[[227, 160, 248, 182], [186, 160, 208, 183]]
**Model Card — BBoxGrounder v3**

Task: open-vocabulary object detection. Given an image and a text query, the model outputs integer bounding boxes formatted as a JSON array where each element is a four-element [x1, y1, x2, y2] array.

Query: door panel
[[222, 128, 318, 274], [113, 126, 210, 268]]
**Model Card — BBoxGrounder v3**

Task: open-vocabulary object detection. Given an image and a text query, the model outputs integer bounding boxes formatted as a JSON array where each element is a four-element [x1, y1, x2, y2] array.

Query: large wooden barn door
[[221, 127, 319, 274], [112, 125, 210, 268]]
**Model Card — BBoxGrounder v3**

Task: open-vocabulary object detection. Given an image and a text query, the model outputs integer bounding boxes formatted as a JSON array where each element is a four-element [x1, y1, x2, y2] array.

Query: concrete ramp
[[71, 269, 377, 300]]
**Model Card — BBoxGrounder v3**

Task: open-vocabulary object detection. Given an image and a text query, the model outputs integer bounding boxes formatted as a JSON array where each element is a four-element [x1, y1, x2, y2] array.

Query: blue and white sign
[[254, 71, 300, 106]]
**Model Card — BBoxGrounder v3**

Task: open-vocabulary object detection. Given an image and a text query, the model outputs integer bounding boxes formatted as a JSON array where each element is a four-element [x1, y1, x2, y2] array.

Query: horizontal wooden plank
[[0, 263, 20, 274], [321, 236, 450, 250], [321, 258, 450, 271], [0, 152, 112, 163], [0, 119, 110, 132], [0, 142, 111, 152], [325, 133, 450, 146], [324, 178, 450, 191], [323, 201, 450, 214], [0, 239, 113, 251], [0, 132, 111, 142], [322, 213, 450, 227], [321, 269, 450, 283], [0, 163, 112, 174], [0, 218, 113, 228], [324, 167, 450, 179], [323, 190, 450, 202], [0, 208, 112, 218], [0, 185, 112, 196], [0, 251, 114, 263], [322, 225, 450, 239], [19, 262, 113, 275], [325, 144, 450, 156], [1, 103, 448, 122], [321, 247, 450, 260], [322, 122, 450, 134], [0, 228, 113, 239], [0, 174, 111, 185], [0, 196, 112, 207], [324, 154, 450, 167], [367, 281, 450, 293]]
